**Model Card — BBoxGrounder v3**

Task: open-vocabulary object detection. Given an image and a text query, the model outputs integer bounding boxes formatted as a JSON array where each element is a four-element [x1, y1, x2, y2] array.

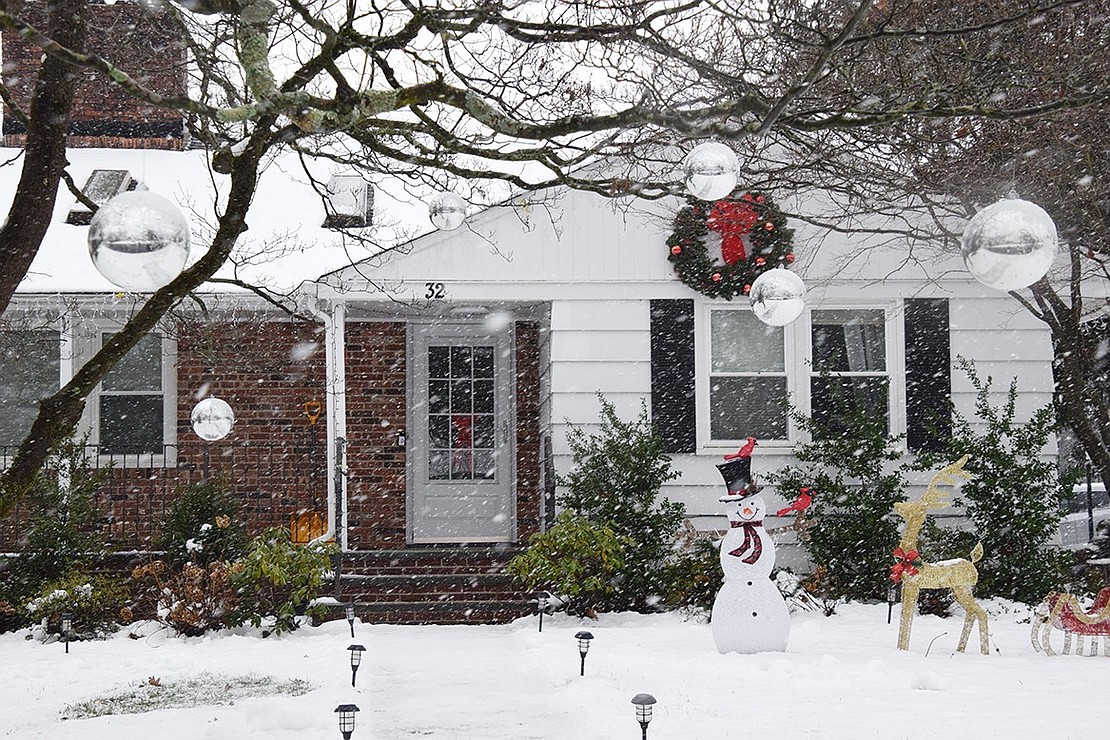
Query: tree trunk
[[0, 0, 86, 316]]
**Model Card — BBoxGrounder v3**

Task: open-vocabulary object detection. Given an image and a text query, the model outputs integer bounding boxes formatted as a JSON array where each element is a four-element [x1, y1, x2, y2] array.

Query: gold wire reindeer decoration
[[891, 455, 990, 655]]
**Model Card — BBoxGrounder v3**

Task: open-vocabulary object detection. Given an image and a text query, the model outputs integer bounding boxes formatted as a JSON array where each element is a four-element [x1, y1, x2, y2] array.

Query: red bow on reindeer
[[889, 547, 922, 583], [707, 199, 760, 265]]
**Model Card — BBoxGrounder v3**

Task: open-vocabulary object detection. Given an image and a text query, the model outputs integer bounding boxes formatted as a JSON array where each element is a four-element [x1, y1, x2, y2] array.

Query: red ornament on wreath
[[666, 191, 797, 301]]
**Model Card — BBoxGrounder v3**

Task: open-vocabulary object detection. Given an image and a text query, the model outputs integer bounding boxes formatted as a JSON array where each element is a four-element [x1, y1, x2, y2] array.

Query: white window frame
[[85, 328, 178, 467], [0, 325, 65, 454], [696, 302, 798, 452], [696, 299, 906, 451]]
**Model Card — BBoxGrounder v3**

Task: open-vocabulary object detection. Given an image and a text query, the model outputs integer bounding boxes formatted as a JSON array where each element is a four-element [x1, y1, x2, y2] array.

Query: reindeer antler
[[922, 455, 972, 509]]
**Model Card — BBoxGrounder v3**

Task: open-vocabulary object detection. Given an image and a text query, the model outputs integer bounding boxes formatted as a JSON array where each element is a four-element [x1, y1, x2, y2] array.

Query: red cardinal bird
[[723, 437, 758, 460], [775, 487, 813, 517]]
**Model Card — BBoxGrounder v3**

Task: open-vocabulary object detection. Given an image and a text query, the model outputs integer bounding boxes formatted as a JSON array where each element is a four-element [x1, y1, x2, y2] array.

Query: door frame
[[406, 320, 517, 544]]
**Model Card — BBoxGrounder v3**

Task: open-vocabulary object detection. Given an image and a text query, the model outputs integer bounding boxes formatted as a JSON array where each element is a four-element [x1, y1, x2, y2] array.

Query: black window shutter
[[904, 298, 951, 452], [650, 299, 696, 453]]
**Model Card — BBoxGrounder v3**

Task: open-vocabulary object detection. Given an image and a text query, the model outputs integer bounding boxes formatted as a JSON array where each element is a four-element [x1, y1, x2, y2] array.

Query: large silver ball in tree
[[88, 191, 190, 292], [961, 197, 1057, 291], [191, 397, 235, 441], [749, 268, 806, 326], [428, 192, 467, 231], [683, 142, 739, 201]]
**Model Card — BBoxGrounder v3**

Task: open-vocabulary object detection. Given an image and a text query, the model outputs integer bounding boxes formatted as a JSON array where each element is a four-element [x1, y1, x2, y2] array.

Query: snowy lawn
[[1, 601, 1105, 739]]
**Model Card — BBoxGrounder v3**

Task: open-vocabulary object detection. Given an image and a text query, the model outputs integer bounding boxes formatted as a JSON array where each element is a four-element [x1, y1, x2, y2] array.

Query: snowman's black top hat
[[717, 457, 763, 502]]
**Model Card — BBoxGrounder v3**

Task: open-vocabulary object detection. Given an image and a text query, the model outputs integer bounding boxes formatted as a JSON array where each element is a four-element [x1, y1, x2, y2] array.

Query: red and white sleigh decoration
[[1030, 586, 1110, 656]]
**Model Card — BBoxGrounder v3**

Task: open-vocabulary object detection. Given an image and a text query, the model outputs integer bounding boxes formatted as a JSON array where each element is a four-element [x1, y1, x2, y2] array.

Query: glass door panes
[[427, 344, 496, 481]]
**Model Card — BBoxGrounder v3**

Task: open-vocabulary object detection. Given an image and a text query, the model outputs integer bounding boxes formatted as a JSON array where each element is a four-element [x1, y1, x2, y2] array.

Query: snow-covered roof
[[2, 146, 431, 296]]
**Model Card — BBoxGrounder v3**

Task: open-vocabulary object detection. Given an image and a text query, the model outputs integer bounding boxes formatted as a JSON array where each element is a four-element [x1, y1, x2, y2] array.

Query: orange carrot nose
[[743, 507, 753, 517]]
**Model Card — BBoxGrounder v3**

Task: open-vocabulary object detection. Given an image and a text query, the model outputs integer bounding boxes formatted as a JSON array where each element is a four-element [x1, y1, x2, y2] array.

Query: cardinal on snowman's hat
[[717, 437, 763, 502]]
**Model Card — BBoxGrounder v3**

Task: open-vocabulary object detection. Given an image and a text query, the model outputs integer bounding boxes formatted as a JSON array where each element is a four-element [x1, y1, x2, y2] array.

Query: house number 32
[[424, 282, 447, 299]]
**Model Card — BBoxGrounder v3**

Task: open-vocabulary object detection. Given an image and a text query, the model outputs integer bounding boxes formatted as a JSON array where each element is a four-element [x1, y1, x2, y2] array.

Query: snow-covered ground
[[1, 601, 1105, 739]]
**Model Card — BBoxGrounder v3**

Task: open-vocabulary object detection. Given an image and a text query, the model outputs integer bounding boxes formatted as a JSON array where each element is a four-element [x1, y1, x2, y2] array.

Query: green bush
[[22, 569, 128, 638], [557, 397, 685, 612], [158, 481, 247, 567], [507, 511, 628, 614], [914, 359, 1074, 603], [769, 389, 908, 602], [3, 440, 107, 608], [232, 527, 338, 634]]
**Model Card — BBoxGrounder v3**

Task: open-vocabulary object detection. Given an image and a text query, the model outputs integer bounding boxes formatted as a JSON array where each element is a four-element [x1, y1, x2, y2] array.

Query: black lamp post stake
[[631, 693, 656, 740], [348, 644, 366, 687], [887, 583, 899, 625], [334, 704, 360, 740], [536, 590, 549, 633], [345, 603, 356, 638], [574, 631, 593, 676], [60, 612, 73, 654]]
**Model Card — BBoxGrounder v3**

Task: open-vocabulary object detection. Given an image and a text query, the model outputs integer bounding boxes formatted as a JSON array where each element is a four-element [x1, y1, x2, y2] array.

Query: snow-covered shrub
[[21, 570, 128, 638], [131, 559, 241, 636], [557, 397, 685, 612], [508, 511, 628, 615], [158, 482, 246, 567], [914, 359, 1074, 603], [232, 527, 337, 634]]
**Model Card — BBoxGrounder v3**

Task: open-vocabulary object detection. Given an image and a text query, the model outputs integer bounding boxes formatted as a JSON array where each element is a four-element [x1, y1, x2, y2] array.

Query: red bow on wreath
[[889, 547, 922, 583], [707, 199, 759, 265]]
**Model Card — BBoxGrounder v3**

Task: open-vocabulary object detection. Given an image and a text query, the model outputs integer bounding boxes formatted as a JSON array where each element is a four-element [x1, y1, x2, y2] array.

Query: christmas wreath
[[666, 192, 795, 300]]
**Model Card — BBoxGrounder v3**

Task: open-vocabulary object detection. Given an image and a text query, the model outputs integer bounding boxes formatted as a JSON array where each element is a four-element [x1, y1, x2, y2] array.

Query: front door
[[410, 323, 514, 542]]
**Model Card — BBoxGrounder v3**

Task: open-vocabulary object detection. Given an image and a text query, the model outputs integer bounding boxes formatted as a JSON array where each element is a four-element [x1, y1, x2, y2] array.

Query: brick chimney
[[2, 0, 188, 150]]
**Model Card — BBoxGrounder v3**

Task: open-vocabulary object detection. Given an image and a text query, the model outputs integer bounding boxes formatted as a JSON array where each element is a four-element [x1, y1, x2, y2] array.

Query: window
[[97, 333, 166, 455], [427, 344, 497, 480], [707, 309, 788, 441], [322, 174, 373, 228], [66, 169, 136, 225], [810, 309, 889, 436], [0, 330, 60, 449]]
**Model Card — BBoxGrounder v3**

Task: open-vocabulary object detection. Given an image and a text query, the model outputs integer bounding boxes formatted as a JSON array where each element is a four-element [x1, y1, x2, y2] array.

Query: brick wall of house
[[1, 1, 186, 149], [172, 318, 329, 541], [344, 321, 409, 549]]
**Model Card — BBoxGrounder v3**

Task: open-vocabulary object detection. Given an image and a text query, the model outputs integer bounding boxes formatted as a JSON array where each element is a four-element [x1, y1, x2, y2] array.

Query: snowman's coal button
[[747, 581, 753, 586], [752, 612, 758, 617]]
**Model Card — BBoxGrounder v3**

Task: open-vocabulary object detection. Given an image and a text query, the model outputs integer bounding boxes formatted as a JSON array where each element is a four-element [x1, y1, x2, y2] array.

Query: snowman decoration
[[711, 439, 792, 654]]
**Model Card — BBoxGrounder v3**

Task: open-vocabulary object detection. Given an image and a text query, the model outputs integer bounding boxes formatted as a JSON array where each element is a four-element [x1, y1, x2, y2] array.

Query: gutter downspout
[[310, 291, 347, 550]]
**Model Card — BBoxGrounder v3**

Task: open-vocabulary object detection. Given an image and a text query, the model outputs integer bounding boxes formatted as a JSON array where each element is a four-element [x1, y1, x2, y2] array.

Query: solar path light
[[574, 630, 594, 676], [348, 644, 366, 687], [631, 693, 657, 740], [335, 704, 360, 739]]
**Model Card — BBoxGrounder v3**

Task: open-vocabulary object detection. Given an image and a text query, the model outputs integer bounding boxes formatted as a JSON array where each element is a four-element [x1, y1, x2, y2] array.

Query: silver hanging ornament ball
[[191, 397, 235, 441], [749, 268, 806, 326], [683, 142, 739, 201], [961, 197, 1057, 291], [88, 191, 190, 292], [428, 192, 467, 231]]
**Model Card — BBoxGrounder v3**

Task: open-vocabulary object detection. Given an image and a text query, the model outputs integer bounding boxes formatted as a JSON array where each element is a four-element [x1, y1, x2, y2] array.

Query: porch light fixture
[[536, 590, 549, 633], [61, 612, 73, 654], [334, 704, 360, 739], [346, 603, 356, 637], [574, 630, 594, 676], [348, 644, 366, 687], [631, 693, 657, 740]]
